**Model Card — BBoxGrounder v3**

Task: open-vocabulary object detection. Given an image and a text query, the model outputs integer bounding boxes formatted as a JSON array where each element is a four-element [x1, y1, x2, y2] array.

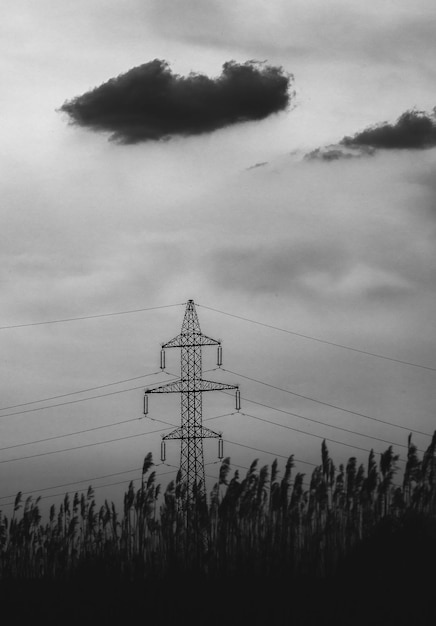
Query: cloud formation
[[305, 109, 436, 161], [305, 144, 375, 162], [59, 59, 292, 143], [341, 109, 436, 150]]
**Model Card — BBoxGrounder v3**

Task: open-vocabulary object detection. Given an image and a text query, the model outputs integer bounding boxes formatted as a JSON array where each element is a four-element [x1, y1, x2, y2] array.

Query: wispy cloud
[[305, 145, 375, 162], [59, 59, 292, 143]]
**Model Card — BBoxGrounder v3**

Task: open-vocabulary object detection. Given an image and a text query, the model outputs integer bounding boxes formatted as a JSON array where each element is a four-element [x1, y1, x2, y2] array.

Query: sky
[[1, 0, 435, 515]]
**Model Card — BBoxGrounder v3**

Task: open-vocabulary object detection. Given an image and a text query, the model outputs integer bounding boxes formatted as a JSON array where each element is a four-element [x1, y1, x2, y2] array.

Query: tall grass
[[0, 431, 435, 581]]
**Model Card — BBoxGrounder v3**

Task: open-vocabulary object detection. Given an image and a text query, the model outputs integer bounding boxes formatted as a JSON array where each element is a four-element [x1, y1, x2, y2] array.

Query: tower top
[[161, 300, 220, 348]]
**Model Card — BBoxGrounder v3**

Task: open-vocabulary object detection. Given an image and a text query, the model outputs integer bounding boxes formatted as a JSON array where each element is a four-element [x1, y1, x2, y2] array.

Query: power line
[[0, 370, 164, 411], [198, 303, 436, 372], [222, 388, 430, 443], [0, 410, 235, 455], [0, 466, 180, 508], [223, 438, 318, 467], [0, 368, 202, 416], [214, 397, 408, 462], [169, 372, 413, 458], [0, 384, 151, 419], [205, 411, 240, 422], [0, 410, 242, 465], [0, 375, 177, 420], [0, 418, 141, 452], [0, 466, 144, 500], [0, 409, 322, 479], [219, 368, 432, 439], [239, 411, 406, 463], [0, 421, 175, 465], [3, 299, 433, 372], [0, 383, 412, 475], [0, 303, 184, 331], [208, 404, 393, 453], [0, 400, 407, 478]]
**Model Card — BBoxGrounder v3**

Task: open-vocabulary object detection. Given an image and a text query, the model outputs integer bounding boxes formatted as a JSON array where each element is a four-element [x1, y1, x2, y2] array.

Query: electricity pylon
[[144, 299, 239, 510]]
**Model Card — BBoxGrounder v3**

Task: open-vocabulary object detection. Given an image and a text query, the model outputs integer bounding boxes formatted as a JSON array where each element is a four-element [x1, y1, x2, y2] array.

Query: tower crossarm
[[145, 380, 184, 393], [163, 426, 222, 441], [162, 332, 220, 348], [146, 379, 238, 394], [197, 379, 239, 392]]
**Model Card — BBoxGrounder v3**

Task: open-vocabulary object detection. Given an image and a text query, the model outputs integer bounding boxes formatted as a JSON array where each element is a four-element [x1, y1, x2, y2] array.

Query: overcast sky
[[1, 0, 435, 513]]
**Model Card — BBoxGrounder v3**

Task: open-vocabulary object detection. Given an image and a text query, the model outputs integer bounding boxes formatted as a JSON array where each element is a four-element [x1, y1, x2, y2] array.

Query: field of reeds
[[1, 434, 436, 625]]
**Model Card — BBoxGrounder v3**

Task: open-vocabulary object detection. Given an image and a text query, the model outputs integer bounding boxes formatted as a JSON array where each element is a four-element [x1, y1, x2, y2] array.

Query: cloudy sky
[[1, 0, 435, 513]]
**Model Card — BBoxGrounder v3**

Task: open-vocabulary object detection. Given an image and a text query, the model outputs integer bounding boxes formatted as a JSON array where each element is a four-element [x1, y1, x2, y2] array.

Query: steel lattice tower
[[144, 300, 239, 506]]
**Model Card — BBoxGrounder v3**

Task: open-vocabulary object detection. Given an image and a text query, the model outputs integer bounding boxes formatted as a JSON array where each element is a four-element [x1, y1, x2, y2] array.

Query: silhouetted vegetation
[[1, 435, 436, 624]]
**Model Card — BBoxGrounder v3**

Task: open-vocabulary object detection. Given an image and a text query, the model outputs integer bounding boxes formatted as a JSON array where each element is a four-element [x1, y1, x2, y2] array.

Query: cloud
[[204, 241, 414, 305], [204, 242, 351, 297], [304, 144, 375, 162], [246, 161, 269, 170], [59, 59, 292, 143], [305, 109, 436, 161], [341, 109, 436, 150], [189, 148, 436, 315]]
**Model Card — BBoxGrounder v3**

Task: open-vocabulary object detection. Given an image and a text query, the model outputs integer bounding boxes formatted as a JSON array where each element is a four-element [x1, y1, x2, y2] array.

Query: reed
[[0, 430, 435, 581]]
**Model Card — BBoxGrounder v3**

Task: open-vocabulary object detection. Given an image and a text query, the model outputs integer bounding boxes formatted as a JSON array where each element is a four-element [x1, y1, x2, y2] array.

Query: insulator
[[217, 345, 223, 367], [161, 441, 166, 463], [160, 349, 166, 370], [143, 393, 149, 417], [218, 437, 224, 460], [235, 389, 241, 411]]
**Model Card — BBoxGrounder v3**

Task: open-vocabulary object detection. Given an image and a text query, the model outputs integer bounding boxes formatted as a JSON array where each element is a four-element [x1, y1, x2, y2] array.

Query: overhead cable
[[0, 303, 184, 331], [198, 303, 436, 372], [219, 368, 431, 439]]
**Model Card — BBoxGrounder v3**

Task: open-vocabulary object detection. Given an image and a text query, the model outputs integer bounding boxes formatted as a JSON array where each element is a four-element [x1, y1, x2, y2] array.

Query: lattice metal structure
[[144, 300, 239, 506]]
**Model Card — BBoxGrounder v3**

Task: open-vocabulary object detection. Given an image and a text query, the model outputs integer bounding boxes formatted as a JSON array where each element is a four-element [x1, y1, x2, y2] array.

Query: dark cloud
[[59, 59, 292, 143], [341, 109, 436, 150]]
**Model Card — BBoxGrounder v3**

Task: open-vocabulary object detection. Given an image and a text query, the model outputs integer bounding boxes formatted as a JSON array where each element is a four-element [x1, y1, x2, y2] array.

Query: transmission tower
[[143, 300, 240, 507]]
